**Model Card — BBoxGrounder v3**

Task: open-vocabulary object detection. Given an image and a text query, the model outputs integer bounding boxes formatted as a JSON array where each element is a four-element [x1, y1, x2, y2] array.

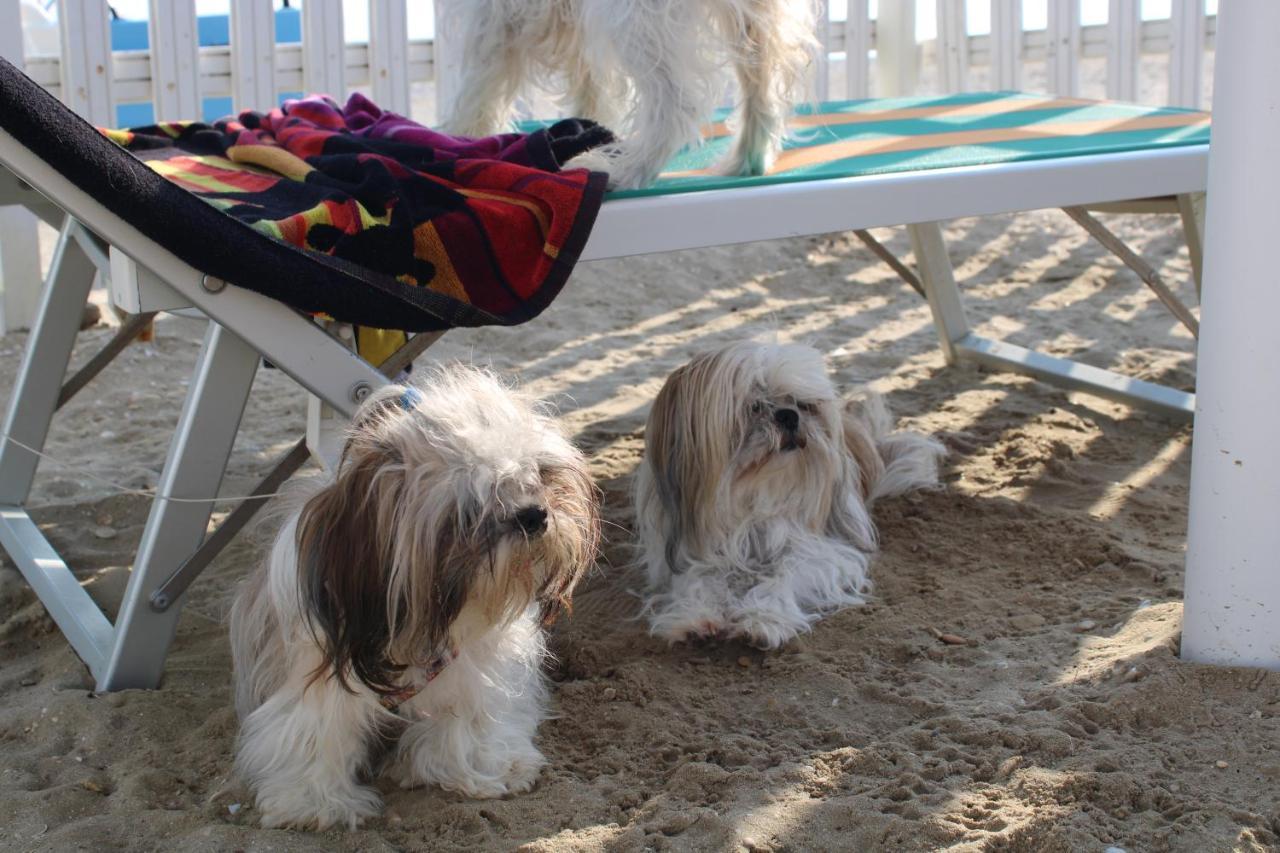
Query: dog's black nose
[[514, 505, 548, 535], [774, 407, 800, 431]]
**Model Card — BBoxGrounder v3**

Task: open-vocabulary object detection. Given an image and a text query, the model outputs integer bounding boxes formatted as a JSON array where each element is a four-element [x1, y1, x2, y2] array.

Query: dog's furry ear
[[532, 455, 600, 626], [840, 395, 889, 503], [295, 435, 471, 696], [820, 395, 886, 553], [642, 352, 736, 569], [295, 450, 407, 695]]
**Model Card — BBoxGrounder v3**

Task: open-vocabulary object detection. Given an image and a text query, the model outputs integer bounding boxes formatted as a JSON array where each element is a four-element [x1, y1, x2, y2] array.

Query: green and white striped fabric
[[548, 92, 1211, 199]]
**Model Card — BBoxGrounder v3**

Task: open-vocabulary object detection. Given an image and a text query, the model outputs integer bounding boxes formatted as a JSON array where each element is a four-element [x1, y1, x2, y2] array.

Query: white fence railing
[[0, 0, 1217, 332]]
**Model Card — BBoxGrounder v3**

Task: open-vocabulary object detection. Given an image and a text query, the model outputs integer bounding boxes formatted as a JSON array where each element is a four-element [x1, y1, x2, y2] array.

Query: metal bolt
[[350, 381, 373, 404], [200, 274, 228, 294], [149, 591, 171, 612]]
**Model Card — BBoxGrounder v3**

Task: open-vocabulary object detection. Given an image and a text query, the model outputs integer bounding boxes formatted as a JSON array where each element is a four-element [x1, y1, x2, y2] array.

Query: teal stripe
[[518, 92, 1210, 199]]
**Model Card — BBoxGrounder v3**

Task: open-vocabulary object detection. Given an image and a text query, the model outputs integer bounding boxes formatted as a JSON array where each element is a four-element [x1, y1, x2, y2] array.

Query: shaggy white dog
[[229, 368, 598, 830], [442, 0, 818, 188], [635, 341, 945, 648]]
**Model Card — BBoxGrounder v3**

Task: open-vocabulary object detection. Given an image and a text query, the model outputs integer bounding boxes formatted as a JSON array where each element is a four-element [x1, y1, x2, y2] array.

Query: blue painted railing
[[112, 7, 304, 126]]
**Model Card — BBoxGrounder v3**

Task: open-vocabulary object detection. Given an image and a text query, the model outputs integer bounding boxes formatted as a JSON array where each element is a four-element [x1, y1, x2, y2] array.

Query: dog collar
[[398, 386, 422, 411], [378, 648, 457, 712]]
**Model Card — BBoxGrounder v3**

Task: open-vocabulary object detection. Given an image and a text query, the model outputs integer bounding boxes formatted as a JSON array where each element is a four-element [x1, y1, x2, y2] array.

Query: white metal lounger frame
[[582, 146, 1207, 419], [0, 121, 1207, 691], [0, 124, 395, 690]]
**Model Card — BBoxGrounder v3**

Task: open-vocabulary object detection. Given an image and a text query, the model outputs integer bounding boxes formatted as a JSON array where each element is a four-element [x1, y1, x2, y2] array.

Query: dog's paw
[[652, 617, 726, 645], [728, 608, 808, 650], [495, 753, 544, 795], [565, 146, 662, 190], [717, 147, 772, 178], [256, 783, 382, 831], [434, 753, 545, 799], [398, 746, 545, 799]]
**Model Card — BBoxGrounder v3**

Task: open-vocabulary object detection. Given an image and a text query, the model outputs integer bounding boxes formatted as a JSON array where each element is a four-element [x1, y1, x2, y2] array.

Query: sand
[[2, 52, 1278, 853]]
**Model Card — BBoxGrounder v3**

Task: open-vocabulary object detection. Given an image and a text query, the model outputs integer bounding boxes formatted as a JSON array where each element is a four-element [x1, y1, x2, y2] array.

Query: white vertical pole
[[812, 0, 831, 102], [56, 0, 114, 124], [0, 0, 43, 334], [369, 0, 410, 114], [876, 0, 918, 97], [1182, 0, 1280, 672], [1168, 0, 1205, 108], [303, 0, 346, 98], [1046, 0, 1080, 96], [990, 0, 1023, 90], [433, 0, 465, 123], [230, 0, 276, 111], [845, 0, 871, 99], [1106, 0, 1139, 101], [935, 0, 967, 93], [149, 0, 201, 120]]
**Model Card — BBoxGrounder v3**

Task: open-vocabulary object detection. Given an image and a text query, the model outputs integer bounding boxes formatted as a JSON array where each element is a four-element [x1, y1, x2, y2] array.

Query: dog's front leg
[[393, 618, 549, 798], [235, 677, 385, 830], [440, 0, 526, 136], [723, 21, 788, 177]]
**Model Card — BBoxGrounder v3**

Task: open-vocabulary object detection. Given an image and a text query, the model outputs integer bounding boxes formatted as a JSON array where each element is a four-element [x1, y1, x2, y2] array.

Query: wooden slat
[[148, 0, 200, 120], [875, 0, 918, 97], [230, 0, 276, 111], [303, 0, 346, 98], [56, 0, 114, 124], [990, 0, 1023, 90], [936, 0, 968, 93], [844, 0, 872, 99], [1106, 0, 1140, 101], [1046, 0, 1081, 96], [369, 0, 410, 114], [1169, 0, 1205, 108]]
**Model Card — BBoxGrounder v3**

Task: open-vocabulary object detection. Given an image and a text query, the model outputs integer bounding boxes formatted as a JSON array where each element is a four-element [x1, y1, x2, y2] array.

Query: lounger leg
[[97, 322, 260, 691], [0, 217, 98, 505], [1177, 191, 1206, 301], [906, 219, 1195, 419], [907, 221, 971, 365]]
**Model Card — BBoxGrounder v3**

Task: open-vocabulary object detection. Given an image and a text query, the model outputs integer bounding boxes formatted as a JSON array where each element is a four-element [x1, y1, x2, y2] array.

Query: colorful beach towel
[[101, 93, 613, 330]]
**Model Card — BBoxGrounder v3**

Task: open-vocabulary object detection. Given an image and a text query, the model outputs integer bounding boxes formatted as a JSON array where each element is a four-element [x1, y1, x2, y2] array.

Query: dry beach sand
[[1, 54, 1278, 853]]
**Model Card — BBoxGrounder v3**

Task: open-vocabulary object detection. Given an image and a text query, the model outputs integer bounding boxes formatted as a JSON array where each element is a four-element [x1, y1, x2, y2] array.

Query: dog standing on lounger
[[442, 0, 818, 189], [229, 368, 599, 830], [635, 341, 944, 648]]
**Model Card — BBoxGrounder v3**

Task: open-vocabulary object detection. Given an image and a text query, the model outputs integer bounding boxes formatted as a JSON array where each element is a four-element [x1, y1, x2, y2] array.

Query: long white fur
[[229, 368, 596, 830], [443, 0, 819, 189], [635, 341, 945, 648]]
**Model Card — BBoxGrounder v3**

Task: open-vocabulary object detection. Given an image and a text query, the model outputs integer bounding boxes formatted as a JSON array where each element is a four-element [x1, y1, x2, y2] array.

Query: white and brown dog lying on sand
[[635, 341, 944, 648], [443, 0, 819, 188], [230, 368, 598, 830]]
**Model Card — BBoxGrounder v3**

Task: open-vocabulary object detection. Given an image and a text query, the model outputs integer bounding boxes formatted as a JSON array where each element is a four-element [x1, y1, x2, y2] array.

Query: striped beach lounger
[[578, 91, 1209, 421], [615, 92, 1210, 197]]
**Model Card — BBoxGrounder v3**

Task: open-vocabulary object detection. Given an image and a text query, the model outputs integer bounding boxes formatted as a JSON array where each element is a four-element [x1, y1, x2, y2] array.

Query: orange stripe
[[670, 112, 1210, 178], [700, 96, 1100, 139], [455, 188, 551, 238], [412, 222, 469, 302]]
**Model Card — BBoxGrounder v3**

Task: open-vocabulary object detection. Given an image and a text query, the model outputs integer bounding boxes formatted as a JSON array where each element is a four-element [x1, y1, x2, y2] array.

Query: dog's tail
[[842, 392, 946, 503]]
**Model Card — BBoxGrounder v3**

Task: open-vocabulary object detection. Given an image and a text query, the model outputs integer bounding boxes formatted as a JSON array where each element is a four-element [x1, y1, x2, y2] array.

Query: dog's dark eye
[[750, 401, 765, 415], [797, 401, 818, 415]]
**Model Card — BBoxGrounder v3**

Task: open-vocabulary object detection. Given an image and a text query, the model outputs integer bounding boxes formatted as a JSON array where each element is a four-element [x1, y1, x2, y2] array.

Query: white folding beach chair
[[0, 61, 1208, 690]]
